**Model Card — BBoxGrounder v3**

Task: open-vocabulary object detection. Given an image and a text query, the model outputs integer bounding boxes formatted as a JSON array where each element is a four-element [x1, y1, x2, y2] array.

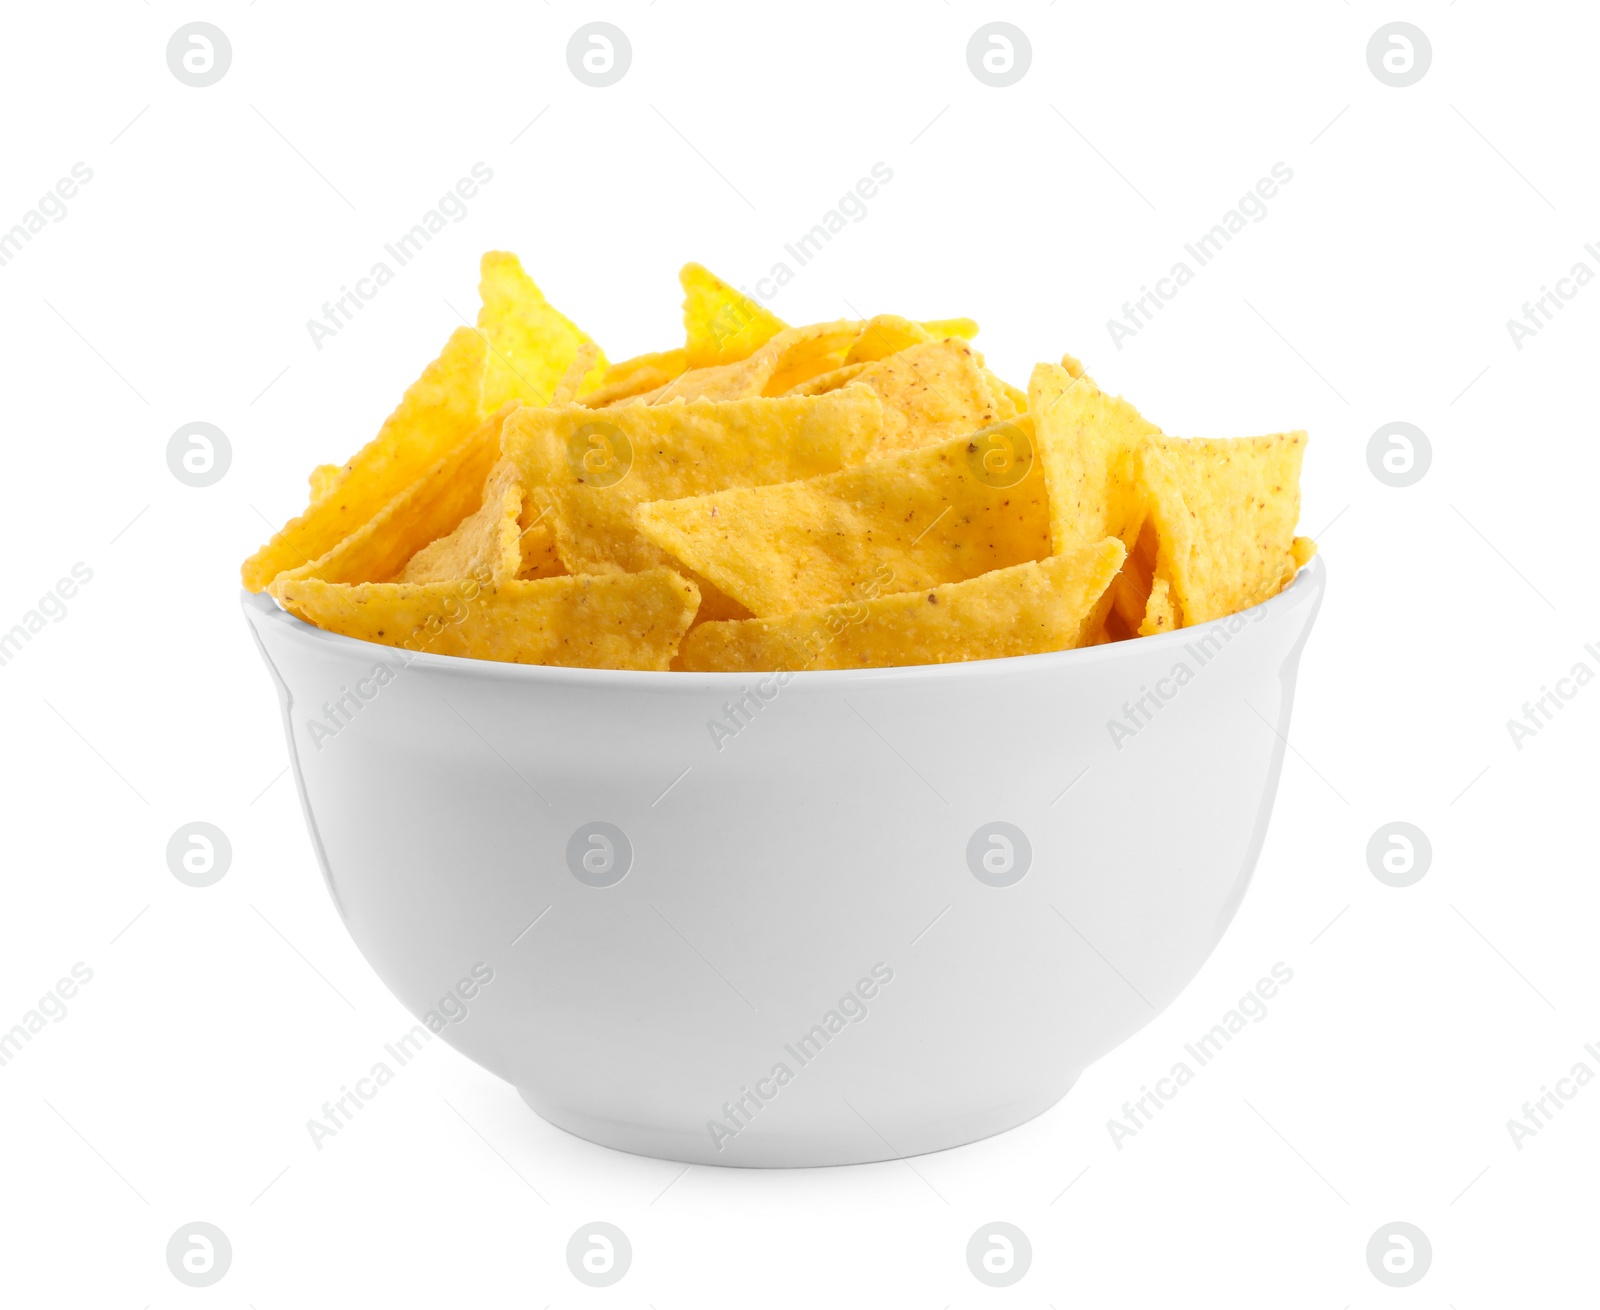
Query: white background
[[2, 1, 1596, 1305]]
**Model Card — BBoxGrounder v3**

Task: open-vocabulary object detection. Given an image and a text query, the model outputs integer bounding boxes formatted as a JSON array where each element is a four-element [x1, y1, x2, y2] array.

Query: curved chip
[[271, 569, 700, 670], [398, 457, 523, 586], [582, 348, 689, 407], [636, 416, 1050, 617], [1138, 432, 1308, 625], [504, 387, 885, 578], [680, 539, 1125, 672], [241, 326, 490, 592]]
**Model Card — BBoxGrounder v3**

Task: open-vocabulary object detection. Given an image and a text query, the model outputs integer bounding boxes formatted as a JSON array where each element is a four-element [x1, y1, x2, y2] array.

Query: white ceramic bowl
[[243, 558, 1323, 1167]]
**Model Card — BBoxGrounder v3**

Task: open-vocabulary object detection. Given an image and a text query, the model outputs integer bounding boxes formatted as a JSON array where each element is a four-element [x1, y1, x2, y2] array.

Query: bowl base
[[516, 1079, 1080, 1169]]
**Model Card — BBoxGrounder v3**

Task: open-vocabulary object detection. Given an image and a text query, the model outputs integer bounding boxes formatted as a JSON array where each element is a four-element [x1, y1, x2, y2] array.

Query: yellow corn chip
[[308, 463, 343, 501], [681, 539, 1125, 672], [636, 416, 1051, 617], [763, 323, 864, 395], [505, 388, 884, 578], [680, 263, 787, 367], [272, 407, 508, 590], [652, 350, 783, 403], [855, 339, 1004, 456], [241, 326, 490, 592], [398, 457, 523, 586], [839, 315, 979, 365], [1029, 362, 1160, 555], [478, 251, 607, 409], [582, 348, 689, 407], [272, 569, 700, 670], [784, 361, 869, 396], [843, 315, 935, 364], [652, 321, 862, 403], [1139, 433, 1308, 625]]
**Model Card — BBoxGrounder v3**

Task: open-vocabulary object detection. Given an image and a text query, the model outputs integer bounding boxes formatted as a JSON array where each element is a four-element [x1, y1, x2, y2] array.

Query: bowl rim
[[242, 555, 1323, 690]]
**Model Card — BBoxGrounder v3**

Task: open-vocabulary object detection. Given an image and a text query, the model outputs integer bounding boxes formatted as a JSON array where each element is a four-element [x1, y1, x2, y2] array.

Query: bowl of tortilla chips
[[241, 254, 1323, 1164]]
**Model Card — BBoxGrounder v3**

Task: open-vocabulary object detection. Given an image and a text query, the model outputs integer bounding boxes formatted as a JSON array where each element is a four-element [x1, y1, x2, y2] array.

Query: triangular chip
[[478, 252, 607, 409], [652, 349, 784, 403], [652, 321, 862, 403], [504, 388, 885, 578], [1138, 433, 1307, 625], [272, 406, 508, 590], [680, 539, 1125, 672], [843, 315, 936, 364], [680, 263, 787, 367], [636, 417, 1051, 617], [271, 570, 700, 670], [855, 339, 1004, 456], [398, 457, 523, 586], [1029, 362, 1160, 555], [241, 326, 490, 592]]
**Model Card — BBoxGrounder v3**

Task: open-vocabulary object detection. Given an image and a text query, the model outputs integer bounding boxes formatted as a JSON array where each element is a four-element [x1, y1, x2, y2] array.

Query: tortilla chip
[[1029, 362, 1160, 554], [842, 315, 934, 364], [763, 323, 865, 395], [635, 417, 1051, 617], [785, 361, 869, 397], [241, 327, 490, 592], [272, 407, 509, 590], [1139, 433, 1308, 625], [398, 457, 523, 586], [680, 263, 787, 367], [652, 321, 862, 403], [652, 351, 783, 403], [505, 387, 884, 578], [854, 339, 1004, 456], [478, 252, 606, 409], [680, 538, 1124, 671], [582, 348, 689, 407], [272, 569, 699, 670]]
